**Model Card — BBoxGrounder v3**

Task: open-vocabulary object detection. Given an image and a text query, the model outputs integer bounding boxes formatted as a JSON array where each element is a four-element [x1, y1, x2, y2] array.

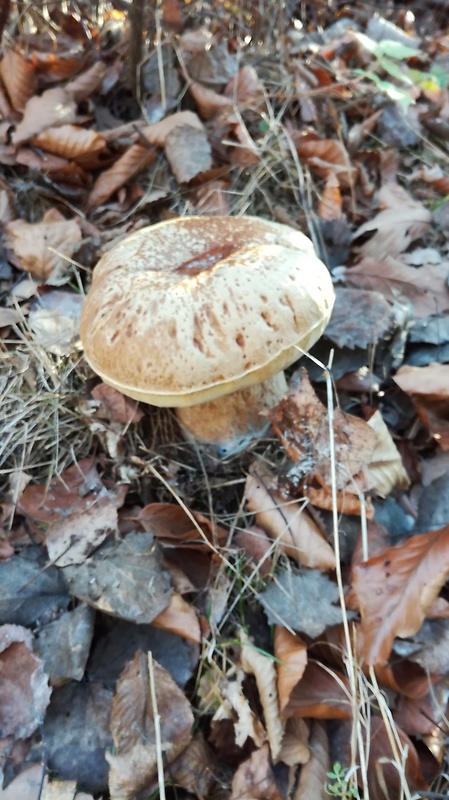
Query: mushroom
[[79, 215, 335, 455]]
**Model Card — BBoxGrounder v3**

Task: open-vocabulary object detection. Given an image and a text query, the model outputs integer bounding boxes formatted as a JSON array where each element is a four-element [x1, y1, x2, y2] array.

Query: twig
[[148, 651, 166, 800]]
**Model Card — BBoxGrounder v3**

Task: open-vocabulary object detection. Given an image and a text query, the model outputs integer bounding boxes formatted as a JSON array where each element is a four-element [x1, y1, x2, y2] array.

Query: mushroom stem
[[175, 371, 288, 456]]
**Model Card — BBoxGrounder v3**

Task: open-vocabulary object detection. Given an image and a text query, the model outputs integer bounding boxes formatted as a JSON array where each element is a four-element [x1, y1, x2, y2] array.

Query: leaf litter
[[2, 0, 449, 798]]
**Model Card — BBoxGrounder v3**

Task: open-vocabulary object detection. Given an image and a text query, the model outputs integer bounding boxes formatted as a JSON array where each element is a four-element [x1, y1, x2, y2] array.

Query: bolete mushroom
[[79, 216, 335, 455]]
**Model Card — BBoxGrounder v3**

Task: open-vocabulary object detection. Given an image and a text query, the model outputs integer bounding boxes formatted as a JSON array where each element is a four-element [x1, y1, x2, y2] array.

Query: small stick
[[148, 652, 166, 800]]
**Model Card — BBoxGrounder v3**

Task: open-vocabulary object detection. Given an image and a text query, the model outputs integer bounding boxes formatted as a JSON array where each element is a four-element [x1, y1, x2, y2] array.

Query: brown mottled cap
[[79, 216, 335, 406]]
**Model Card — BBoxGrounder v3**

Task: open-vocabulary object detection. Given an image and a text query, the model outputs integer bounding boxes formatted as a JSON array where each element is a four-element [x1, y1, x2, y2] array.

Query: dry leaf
[[141, 110, 204, 146], [165, 124, 212, 183], [352, 183, 431, 259], [166, 733, 216, 797], [138, 502, 227, 550], [296, 136, 357, 189], [230, 744, 281, 800], [366, 410, 410, 496], [194, 179, 230, 216], [0, 49, 36, 112], [394, 363, 449, 449], [4, 209, 82, 283], [209, 666, 266, 749], [107, 652, 194, 800], [293, 721, 329, 800], [364, 717, 427, 800], [189, 80, 232, 119], [45, 501, 119, 567], [270, 370, 377, 490], [284, 661, 351, 719], [278, 717, 310, 767], [34, 125, 106, 162], [245, 466, 336, 570], [325, 288, 394, 349], [274, 627, 307, 714], [91, 383, 144, 425], [64, 61, 107, 101], [240, 629, 284, 760], [352, 526, 449, 665], [151, 592, 201, 643], [12, 86, 79, 145], [225, 65, 266, 108], [0, 624, 51, 740], [234, 525, 273, 576], [343, 255, 449, 318], [86, 142, 156, 211], [304, 483, 374, 518], [318, 173, 342, 221], [28, 289, 84, 355]]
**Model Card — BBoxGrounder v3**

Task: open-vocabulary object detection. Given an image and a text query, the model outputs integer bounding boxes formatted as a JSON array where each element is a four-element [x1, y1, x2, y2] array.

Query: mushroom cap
[[79, 216, 335, 407]]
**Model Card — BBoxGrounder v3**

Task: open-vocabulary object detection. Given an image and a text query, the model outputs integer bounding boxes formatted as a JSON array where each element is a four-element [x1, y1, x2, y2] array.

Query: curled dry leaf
[[394, 363, 449, 448], [352, 525, 449, 666], [296, 135, 357, 189], [274, 626, 307, 715], [269, 369, 377, 491], [0, 624, 51, 740], [141, 110, 204, 146], [107, 652, 194, 800], [151, 591, 201, 643], [352, 183, 431, 259], [284, 661, 351, 719], [318, 173, 342, 221], [138, 502, 227, 550], [4, 208, 82, 283], [34, 125, 106, 162], [86, 142, 156, 211], [366, 410, 410, 496], [239, 629, 284, 760], [278, 717, 310, 767], [208, 665, 266, 749], [245, 465, 336, 570], [293, 721, 329, 800], [303, 482, 374, 518], [0, 49, 36, 112], [230, 743, 281, 800]]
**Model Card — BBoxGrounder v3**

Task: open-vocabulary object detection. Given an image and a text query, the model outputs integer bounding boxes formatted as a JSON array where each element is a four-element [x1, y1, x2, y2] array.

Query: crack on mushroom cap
[[80, 216, 335, 407]]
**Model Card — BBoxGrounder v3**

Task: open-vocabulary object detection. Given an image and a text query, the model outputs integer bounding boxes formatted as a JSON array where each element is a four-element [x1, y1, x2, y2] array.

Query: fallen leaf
[[189, 80, 232, 120], [324, 288, 394, 349], [4, 209, 82, 283], [230, 744, 281, 800], [62, 531, 172, 623], [366, 410, 410, 496], [12, 86, 79, 145], [318, 173, 342, 221], [0, 547, 70, 627], [28, 290, 84, 355], [0, 308, 22, 327], [0, 624, 51, 740], [91, 383, 144, 425], [0, 764, 44, 800], [293, 721, 329, 800], [277, 717, 310, 767], [166, 733, 216, 797], [240, 629, 284, 760], [352, 526, 449, 665], [296, 136, 357, 189], [260, 570, 352, 638], [138, 502, 227, 550], [206, 664, 266, 749], [151, 592, 201, 643], [364, 717, 427, 800], [34, 604, 95, 686], [342, 256, 449, 318], [234, 525, 273, 576], [141, 110, 204, 146], [352, 183, 431, 259], [394, 363, 449, 449], [45, 501, 119, 567], [165, 124, 212, 183], [34, 125, 106, 162], [274, 627, 308, 714], [193, 179, 230, 216], [245, 466, 336, 570], [269, 369, 376, 490], [86, 142, 156, 211], [304, 483, 374, 518], [284, 661, 351, 719], [225, 65, 265, 108], [64, 62, 106, 102], [107, 652, 194, 800], [0, 49, 36, 112]]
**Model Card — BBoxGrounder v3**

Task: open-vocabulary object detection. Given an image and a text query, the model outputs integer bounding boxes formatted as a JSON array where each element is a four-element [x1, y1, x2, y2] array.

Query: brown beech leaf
[[278, 717, 310, 767], [91, 383, 143, 425], [86, 142, 156, 211], [394, 363, 449, 449], [0, 49, 36, 112], [141, 110, 204, 146], [234, 525, 273, 576], [366, 410, 410, 496], [296, 136, 357, 189], [12, 86, 79, 145], [165, 124, 212, 183], [343, 256, 449, 318], [352, 183, 431, 259], [365, 717, 427, 800], [4, 208, 82, 283], [240, 629, 284, 760], [34, 125, 106, 162], [352, 526, 449, 666], [270, 369, 377, 490], [274, 627, 307, 714], [138, 502, 227, 551], [245, 465, 336, 570], [318, 173, 342, 221], [304, 483, 374, 518], [194, 179, 230, 216], [230, 744, 281, 800], [107, 652, 194, 799], [417, 164, 449, 195], [284, 661, 351, 719], [189, 80, 232, 120], [293, 721, 329, 800], [225, 65, 266, 108], [45, 501, 119, 568], [64, 61, 106, 101], [0, 624, 51, 740], [151, 592, 201, 643], [166, 732, 216, 798]]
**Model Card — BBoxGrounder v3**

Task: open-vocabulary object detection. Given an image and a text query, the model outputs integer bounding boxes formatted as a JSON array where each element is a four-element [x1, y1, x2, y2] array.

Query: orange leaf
[[34, 124, 106, 163], [318, 173, 342, 221], [394, 363, 449, 449], [0, 49, 36, 112], [274, 627, 307, 714], [284, 661, 351, 719], [352, 526, 449, 666], [86, 142, 156, 211], [152, 592, 201, 643], [296, 136, 356, 189]]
